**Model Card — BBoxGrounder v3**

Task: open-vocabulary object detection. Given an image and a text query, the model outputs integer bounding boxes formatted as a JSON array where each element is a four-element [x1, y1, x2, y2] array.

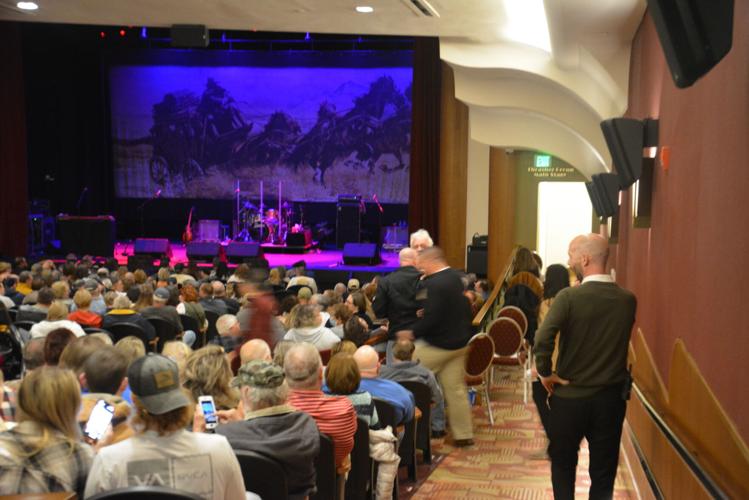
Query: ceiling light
[[502, 0, 551, 52], [16, 1, 38, 10], [356, 6, 374, 13]]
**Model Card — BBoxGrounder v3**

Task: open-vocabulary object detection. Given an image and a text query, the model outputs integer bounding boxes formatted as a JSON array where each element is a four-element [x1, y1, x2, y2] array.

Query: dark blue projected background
[[110, 51, 413, 203]]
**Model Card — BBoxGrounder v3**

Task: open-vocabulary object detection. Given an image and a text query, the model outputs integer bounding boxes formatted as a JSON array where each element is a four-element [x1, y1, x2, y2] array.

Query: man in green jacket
[[535, 233, 636, 500]]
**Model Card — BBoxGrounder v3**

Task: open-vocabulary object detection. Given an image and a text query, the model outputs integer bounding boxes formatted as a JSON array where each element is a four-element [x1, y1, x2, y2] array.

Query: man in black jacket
[[372, 247, 422, 364], [399, 247, 474, 446]]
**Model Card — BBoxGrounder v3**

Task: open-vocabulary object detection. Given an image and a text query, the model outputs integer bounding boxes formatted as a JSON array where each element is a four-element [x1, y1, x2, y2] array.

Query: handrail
[[472, 246, 519, 330], [631, 383, 728, 499]]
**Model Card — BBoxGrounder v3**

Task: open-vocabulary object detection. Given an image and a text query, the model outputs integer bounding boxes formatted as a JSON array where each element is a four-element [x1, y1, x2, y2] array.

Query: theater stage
[[113, 241, 400, 274]]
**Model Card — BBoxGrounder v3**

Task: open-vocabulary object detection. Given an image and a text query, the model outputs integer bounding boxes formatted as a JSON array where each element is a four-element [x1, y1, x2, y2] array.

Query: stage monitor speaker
[[225, 242, 262, 263], [342, 243, 380, 266], [586, 173, 620, 219], [134, 238, 171, 258], [170, 24, 209, 48], [287, 230, 312, 247], [467, 245, 488, 277], [336, 202, 361, 249], [186, 241, 221, 262], [647, 0, 734, 88]]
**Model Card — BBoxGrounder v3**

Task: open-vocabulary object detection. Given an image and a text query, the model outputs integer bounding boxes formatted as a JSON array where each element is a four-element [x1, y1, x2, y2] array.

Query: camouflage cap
[[232, 360, 285, 389]]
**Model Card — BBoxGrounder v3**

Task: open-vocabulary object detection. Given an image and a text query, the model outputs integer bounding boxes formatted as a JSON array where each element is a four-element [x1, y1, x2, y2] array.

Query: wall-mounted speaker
[[170, 24, 209, 48], [601, 118, 659, 189], [586, 173, 621, 218], [647, 0, 734, 88]]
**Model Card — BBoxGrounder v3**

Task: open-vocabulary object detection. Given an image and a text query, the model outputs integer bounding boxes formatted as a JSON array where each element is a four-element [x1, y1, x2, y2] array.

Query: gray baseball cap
[[154, 287, 170, 301], [128, 354, 190, 415]]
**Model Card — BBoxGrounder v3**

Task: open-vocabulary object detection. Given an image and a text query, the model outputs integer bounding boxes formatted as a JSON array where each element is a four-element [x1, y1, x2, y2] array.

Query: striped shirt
[[288, 389, 357, 468]]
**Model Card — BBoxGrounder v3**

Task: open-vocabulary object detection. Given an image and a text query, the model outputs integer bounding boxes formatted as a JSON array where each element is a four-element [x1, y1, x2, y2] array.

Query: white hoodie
[[283, 322, 341, 350]]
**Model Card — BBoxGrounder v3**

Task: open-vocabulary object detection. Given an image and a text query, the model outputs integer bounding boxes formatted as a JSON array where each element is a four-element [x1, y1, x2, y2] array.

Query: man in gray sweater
[[535, 233, 636, 500]]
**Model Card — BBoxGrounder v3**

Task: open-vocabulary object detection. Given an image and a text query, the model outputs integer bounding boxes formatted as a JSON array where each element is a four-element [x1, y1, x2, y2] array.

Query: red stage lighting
[[100, 31, 106, 39], [119, 29, 126, 37]]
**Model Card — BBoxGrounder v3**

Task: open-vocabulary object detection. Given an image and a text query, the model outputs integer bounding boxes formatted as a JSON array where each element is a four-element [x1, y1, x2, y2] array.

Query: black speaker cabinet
[[336, 202, 361, 249], [57, 215, 116, 257], [170, 24, 209, 48], [134, 238, 171, 258], [225, 242, 262, 263], [342, 243, 380, 265], [186, 241, 221, 262], [127, 255, 154, 273], [466, 245, 488, 277]]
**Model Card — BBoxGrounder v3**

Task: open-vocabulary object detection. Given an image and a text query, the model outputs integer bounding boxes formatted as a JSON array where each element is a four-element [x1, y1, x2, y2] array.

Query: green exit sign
[[535, 154, 551, 168]]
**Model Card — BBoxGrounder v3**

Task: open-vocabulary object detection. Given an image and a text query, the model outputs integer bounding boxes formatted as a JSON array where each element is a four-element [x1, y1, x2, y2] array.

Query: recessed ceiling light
[[17, 1, 38, 10], [356, 6, 374, 13]]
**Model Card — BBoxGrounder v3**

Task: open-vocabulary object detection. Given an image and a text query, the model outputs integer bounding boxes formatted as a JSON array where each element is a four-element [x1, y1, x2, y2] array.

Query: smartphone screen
[[84, 399, 115, 441], [199, 396, 218, 429]]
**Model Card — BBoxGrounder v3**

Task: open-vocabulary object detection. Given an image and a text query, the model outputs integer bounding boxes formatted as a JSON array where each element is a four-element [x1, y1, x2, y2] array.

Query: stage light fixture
[[119, 29, 126, 37], [16, 1, 38, 10], [356, 6, 374, 13], [141, 27, 147, 39], [99, 31, 106, 39]]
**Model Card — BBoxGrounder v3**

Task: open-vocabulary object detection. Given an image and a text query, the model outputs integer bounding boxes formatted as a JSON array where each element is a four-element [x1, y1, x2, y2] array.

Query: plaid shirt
[[1, 385, 16, 423], [0, 421, 93, 497]]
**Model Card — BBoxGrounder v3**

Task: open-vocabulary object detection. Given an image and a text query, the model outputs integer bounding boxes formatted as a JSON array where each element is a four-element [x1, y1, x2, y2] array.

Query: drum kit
[[236, 201, 297, 244]]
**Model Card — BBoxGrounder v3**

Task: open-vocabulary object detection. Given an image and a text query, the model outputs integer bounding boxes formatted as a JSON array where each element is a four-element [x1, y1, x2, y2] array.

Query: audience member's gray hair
[[312, 294, 331, 309], [216, 314, 238, 336], [245, 381, 289, 410], [283, 342, 321, 389], [113, 295, 132, 309], [23, 338, 45, 371], [410, 228, 434, 248], [292, 304, 320, 329]]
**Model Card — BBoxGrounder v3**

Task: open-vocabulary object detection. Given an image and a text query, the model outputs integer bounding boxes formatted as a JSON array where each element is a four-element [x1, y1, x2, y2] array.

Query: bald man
[[239, 339, 272, 365], [535, 233, 636, 500], [352, 346, 414, 425], [372, 247, 423, 364]]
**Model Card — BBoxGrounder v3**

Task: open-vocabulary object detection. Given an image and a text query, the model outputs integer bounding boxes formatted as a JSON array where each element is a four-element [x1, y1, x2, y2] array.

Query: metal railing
[[472, 246, 519, 332]]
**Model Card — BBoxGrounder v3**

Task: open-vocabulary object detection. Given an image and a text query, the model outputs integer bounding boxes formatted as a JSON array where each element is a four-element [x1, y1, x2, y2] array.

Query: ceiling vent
[[400, 0, 440, 18]]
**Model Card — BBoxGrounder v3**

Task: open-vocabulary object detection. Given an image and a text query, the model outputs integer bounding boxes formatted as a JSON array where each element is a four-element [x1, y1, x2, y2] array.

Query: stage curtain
[[408, 37, 441, 242], [0, 24, 29, 258]]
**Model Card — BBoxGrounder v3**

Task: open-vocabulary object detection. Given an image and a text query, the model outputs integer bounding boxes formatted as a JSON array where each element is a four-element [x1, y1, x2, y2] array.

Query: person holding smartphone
[[84, 354, 245, 500]]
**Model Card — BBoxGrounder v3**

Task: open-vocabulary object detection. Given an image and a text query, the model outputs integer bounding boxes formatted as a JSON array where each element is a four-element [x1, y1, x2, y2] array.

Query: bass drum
[[249, 221, 271, 243]]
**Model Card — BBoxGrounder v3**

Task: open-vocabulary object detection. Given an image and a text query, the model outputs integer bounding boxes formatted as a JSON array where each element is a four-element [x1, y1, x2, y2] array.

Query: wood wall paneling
[[487, 148, 516, 281], [437, 62, 469, 269]]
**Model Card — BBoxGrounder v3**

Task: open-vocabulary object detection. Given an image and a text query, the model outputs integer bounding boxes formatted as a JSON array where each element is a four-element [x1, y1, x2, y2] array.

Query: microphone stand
[[138, 191, 161, 237], [372, 194, 384, 263]]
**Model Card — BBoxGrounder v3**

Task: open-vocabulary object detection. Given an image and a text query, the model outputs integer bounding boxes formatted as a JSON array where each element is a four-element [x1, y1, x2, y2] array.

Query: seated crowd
[[0, 244, 554, 499]]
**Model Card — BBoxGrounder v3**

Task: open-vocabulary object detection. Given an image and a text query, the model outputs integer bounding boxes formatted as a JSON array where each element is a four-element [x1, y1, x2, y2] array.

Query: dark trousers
[[547, 385, 626, 500]]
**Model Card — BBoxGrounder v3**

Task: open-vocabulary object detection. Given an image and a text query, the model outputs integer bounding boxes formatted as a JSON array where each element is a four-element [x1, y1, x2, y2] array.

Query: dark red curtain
[[408, 37, 441, 241], [0, 23, 28, 258]]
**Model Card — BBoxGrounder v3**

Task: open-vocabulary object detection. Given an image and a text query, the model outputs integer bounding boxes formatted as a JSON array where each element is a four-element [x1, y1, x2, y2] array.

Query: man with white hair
[[373, 247, 422, 363], [284, 343, 357, 471], [409, 228, 433, 252], [353, 345, 415, 425], [535, 233, 636, 499]]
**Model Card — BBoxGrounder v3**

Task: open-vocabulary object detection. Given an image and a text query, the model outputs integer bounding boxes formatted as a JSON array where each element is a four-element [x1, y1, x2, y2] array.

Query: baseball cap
[[84, 279, 99, 292], [297, 286, 312, 300], [232, 360, 285, 389], [154, 287, 170, 301], [128, 354, 190, 415], [347, 279, 360, 291]]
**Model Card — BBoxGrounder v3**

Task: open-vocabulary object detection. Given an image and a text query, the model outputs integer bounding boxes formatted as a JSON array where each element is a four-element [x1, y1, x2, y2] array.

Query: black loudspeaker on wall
[[170, 25, 209, 48], [225, 242, 262, 263], [134, 238, 171, 257], [586, 173, 621, 219], [466, 245, 488, 278], [601, 118, 659, 188], [647, 0, 734, 88], [342, 243, 380, 266]]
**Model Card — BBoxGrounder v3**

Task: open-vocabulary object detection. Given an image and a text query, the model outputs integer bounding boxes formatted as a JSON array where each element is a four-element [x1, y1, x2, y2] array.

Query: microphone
[[154, 189, 162, 198]]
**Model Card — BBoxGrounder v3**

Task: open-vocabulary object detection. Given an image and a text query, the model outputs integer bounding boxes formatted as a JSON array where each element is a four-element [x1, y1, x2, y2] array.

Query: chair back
[[345, 417, 372, 500], [147, 316, 180, 352], [497, 306, 528, 336], [15, 309, 47, 323], [179, 313, 200, 334], [87, 486, 204, 500], [235, 449, 288, 500], [487, 317, 523, 356], [83, 327, 111, 335], [7, 307, 17, 322], [203, 310, 220, 346], [12, 320, 36, 332], [319, 348, 332, 365], [465, 333, 496, 377], [107, 322, 149, 346], [311, 433, 337, 500], [399, 380, 432, 467], [372, 398, 398, 430]]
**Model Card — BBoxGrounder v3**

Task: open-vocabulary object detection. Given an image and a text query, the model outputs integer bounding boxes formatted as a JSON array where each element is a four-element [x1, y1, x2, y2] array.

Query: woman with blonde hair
[[182, 345, 239, 410], [0, 366, 93, 496], [132, 284, 154, 311], [162, 340, 193, 381]]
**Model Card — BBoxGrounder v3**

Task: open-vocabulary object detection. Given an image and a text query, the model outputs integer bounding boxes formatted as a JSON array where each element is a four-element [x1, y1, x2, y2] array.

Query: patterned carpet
[[401, 368, 636, 499]]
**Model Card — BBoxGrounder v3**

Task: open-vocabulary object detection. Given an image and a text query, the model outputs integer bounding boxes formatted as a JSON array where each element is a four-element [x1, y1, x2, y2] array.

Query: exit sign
[[535, 155, 551, 168]]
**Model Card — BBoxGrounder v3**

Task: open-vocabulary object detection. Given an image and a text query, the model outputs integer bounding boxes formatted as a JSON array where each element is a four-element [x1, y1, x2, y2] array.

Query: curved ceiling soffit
[[440, 38, 628, 119], [469, 107, 610, 179], [449, 65, 609, 158]]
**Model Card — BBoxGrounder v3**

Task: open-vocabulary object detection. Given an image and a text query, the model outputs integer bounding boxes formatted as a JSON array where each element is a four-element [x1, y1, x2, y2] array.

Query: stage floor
[[114, 241, 400, 274]]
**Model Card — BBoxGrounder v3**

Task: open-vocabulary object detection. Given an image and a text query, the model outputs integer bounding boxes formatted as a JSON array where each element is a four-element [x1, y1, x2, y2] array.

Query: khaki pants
[[414, 341, 473, 440]]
